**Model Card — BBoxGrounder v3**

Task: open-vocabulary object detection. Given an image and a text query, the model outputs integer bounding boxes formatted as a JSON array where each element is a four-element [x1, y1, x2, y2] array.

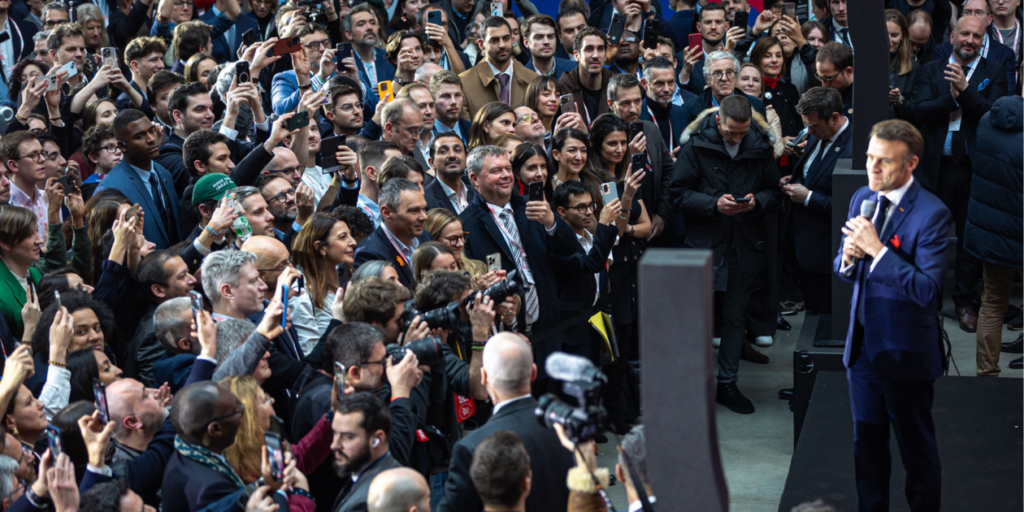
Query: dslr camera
[[400, 299, 460, 331], [535, 353, 608, 443], [385, 336, 443, 366]]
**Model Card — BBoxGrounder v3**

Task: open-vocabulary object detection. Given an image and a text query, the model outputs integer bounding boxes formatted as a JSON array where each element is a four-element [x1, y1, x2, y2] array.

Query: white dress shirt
[[800, 118, 850, 205], [839, 175, 916, 276]]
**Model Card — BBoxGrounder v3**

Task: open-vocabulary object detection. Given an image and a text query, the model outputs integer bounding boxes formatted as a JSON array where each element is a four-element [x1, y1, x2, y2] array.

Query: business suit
[[458, 59, 539, 120], [200, 9, 257, 65], [932, 37, 1017, 93], [789, 120, 853, 313], [353, 48, 396, 103], [437, 397, 574, 512], [640, 97, 687, 154], [665, 8, 697, 51], [352, 225, 432, 290], [95, 160, 184, 249], [333, 453, 401, 512], [525, 56, 577, 81], [161, 450, 241, 512], [459, 193, 580, 379], [423, 174, 476, 214], [915, 55, 1007, 310], [433, 119, 473, 149], [551, 224, 617, 363], [834, 179, 950, 512]]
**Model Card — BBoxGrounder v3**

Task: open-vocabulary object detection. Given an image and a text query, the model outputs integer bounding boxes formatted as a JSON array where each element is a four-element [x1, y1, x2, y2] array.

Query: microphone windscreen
[[860, 199, 876, 219], [545, 352, 595, 382]]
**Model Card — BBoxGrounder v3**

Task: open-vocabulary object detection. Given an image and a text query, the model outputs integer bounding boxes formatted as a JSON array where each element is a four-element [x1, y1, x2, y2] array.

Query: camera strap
[[621, 448, 655, 512]]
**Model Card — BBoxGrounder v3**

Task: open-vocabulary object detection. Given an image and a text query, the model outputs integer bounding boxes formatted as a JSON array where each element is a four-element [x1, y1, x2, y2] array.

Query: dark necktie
[[952, 66, 971, 158], [149, 172, 174, 239], [839, 27, 851, 46], [497, 73, 511, 105], [857, 195, 891, 325]]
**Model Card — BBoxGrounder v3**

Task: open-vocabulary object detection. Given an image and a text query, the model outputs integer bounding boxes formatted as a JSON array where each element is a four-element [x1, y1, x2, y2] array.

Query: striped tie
[[499, 210, 539, 325]]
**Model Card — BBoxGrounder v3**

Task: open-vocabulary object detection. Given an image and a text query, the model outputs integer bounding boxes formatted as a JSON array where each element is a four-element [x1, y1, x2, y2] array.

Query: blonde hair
[[76, 3, 110, 49], [423, 209, 488, 285], [220, 375, 266, 484]]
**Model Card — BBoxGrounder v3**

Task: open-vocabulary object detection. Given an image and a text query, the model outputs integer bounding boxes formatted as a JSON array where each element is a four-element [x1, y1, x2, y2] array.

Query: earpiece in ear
[[372, 438, 380, 448]]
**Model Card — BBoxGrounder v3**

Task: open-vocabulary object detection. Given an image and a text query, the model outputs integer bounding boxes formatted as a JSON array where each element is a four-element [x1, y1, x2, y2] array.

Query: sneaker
[[716, 382, 755, 414], [754, 335, 773, 347], [713, 337, 721, 348], [779, 300, 799, 316]]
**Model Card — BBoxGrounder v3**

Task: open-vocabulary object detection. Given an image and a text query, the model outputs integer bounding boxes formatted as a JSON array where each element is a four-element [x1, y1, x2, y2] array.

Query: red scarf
[[763, 76, 779, 89]]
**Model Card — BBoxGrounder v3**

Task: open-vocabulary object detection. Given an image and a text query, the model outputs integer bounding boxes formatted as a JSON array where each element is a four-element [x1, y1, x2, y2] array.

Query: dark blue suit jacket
[[423, 174, 476, 214], [151, 353, 195, 393], [550, 223, 616, 349], [640, 97, 688, 149], [790, 122, 854, 274], [914, 55, 1008, 191], [162, 450, 242, 512], [665, 9, 697, 52], [833, 180, 951, 382], [432, 119, 473, 149], [95, 160, 184, 249], [354, 48, 397, 102], [458, 193, 580, 376], [353, 225, 432, 290], [199, 9, 256, 65], [932, 39, 1017, 92], [525, 57, 578, 81]]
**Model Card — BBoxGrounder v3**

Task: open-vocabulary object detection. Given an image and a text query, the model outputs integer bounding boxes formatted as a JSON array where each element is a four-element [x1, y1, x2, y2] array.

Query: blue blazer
[[459, 193, 580, 376], [932, 38, 1017, 92], [433, 119, 473, 148], [640, 97, 687, 149], [353, 48, 396, 101], [665, 9, 697, 51], [790, 123, 854, 274], [95, 160, 184, 249], [151, 353, 195, 394], [833, 180, 951, 382], [525, 57, 577, 81], [200, 9, 258, 64], [271, 70, 303, 116], [423, 174, 476, 214], [353, 226, 432, 290]]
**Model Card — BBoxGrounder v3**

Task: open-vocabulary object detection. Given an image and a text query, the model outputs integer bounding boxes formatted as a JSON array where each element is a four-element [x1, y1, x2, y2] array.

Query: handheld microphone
[[545, 352, 602, 382], [851, 199, 876, 266]]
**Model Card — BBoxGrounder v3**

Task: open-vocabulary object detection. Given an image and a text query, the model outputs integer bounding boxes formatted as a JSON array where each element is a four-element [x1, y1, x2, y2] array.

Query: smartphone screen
[[334, 362, 346, 397], [46, 425, 62, 455], [733, 197, 752, 203], [189, 291, 203, 328], [608, 14, 626, 45], [93, 379, 109, 424], [54, 290, 61, 310], [528, 181, 544, 202], [264, 432, 286, 481], [280, 285, 289, 329]]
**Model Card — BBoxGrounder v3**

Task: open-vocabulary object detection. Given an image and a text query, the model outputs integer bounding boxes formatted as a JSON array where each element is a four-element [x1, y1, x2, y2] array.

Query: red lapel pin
[[890, 234, 901, 250]]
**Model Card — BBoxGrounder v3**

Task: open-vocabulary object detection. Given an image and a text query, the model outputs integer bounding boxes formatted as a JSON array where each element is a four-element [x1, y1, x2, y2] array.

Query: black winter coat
[[964, 95, 1023, 268]]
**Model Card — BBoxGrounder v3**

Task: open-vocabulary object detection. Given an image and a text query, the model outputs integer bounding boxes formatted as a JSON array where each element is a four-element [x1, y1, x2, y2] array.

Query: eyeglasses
[[442, 232, 469, 245], [360, 357, 387, 367], [397, 124, 424, 136], [100, 144, 121, 154], [569, 202, 597, 215], [173, 0, 193, 7], [204, 402, 245, 427], [303, 38, 333, 49], [267, 165, 305, 175], [963, 8, 989, 17], [815, 70, 841, 83], [515, 113, 537, 126], [711, 70, 737, 80], [621, 36, 638, 43], [43, 18, 68, 27], [17, 152, 46, 163], [267, 188, 296, 204], [336, 101, 364, 114]]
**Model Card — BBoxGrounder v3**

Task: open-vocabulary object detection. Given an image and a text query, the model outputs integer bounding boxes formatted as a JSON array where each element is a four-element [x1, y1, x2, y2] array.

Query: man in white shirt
[[3, 131, 52, 241]]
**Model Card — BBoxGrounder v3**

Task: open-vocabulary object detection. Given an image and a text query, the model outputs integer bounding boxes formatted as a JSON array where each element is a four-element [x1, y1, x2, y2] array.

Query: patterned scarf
[[174, 436, 245, 489]]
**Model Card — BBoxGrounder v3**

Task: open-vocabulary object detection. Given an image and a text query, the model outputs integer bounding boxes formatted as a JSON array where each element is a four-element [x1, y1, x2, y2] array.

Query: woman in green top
[[0, 204, 45, 340]]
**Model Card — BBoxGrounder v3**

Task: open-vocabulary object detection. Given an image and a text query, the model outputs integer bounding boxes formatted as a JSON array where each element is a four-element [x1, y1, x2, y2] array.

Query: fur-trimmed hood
[[680, 107, 777, 147]]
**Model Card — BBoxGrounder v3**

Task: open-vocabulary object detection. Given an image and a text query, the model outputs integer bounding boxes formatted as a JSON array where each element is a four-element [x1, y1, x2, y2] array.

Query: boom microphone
[[851, 199, 876, 266], [545, 352, 605, 383]]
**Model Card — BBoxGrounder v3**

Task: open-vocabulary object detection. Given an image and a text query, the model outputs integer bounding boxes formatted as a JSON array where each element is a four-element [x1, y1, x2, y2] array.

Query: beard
[[954, 44, 977, 62], [439, 160, 464, 181], [334, 443, 372, 478], [271, 205, 296, 223]]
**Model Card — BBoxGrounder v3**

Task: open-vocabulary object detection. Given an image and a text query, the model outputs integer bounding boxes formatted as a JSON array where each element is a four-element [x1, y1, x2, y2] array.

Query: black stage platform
[[779, 371, 1023, 512]]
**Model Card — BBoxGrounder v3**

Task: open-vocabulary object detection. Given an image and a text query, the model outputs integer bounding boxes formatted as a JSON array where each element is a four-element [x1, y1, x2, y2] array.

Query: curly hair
[[219, 375, 266, 484], [9, 59, 50, 103], [81, 124, 117, 161], [30, 291, 116, 358]]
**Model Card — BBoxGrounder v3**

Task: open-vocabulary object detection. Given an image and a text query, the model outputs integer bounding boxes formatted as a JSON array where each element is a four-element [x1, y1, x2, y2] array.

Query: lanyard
[[381, 226, 411, 267], [645, 105, 673, 152], [486, 204, 535, 285], [993, 19, 1021, 55]]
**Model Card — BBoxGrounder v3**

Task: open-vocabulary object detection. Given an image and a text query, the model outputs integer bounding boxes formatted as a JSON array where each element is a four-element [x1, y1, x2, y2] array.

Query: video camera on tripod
[[534, 352, 608, 443]]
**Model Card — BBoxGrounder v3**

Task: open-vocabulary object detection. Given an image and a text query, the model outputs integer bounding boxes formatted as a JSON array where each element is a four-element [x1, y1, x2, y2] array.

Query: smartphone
[[269, 37, 302, 56], [280, 284, 290, 330], [733, 196, 752, 203], [378, 81, 394, 103], [689, 33, 703, 53], [334, 362, 346, 397], [93, 379, 109, 424], [269, 415, 284, 436], [42, 75, 59, 92], [336, 264, 350, 291], [608, 14, 626, 46], [733, 11, 749, 32], [320, 135, 346, 174], [486, 253, 501, 272], [631, 153, 646, 173], [559, 94, 574, 114], [296, 275, 304, 293], [54, 290, 61, 310], [55, 174, 74, 194], [786, 128, 810, 147], [427, 10, 442, 27], [45, 425, 62, 455], [490, 1, 502, 17], [336, 42, 351, 63], [287, 110, 310, 131], [264, 432, 286, 481], [236, 61, 250, 84], [241, 28, 256, 49], [629, 122, 644, 136], [528, 181, 544, 202], [125, 203, 141, 223], [600, 182, 619, 206], [56, 61, 78, 79], [784, 2, 797, 19], [642, 19, 658, 49], [189, 290, 203, 329], [100, 47, 117, 68]]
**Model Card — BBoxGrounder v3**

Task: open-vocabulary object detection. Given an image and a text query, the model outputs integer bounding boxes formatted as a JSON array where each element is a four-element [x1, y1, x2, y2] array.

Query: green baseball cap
[[191, 174, 237, 206]]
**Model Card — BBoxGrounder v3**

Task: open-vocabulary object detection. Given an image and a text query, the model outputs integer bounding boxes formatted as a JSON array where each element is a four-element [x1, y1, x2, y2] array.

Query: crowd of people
[[0, 0, 1014, 510]]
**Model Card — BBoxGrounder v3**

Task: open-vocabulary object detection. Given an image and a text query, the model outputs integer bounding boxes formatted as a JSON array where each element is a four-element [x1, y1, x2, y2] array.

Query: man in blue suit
[[522, 14, 577, 80], [835, 120, 950, 512], [353, 178, 432, 291], [97, 110, 184, 249], [344, 3, 396, 103], [930, 0, 1018, 98], [784, 87, 852, 314], [271, 24, 339, 116], [199, 0, 255, 65]]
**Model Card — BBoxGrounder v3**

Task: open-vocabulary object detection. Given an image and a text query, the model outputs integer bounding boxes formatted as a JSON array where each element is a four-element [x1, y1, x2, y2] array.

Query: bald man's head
[[482, 333, 535, 397], [107, 378, 169, 440], [367, 467, 430, 512], [241, 235, 290, 291]]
